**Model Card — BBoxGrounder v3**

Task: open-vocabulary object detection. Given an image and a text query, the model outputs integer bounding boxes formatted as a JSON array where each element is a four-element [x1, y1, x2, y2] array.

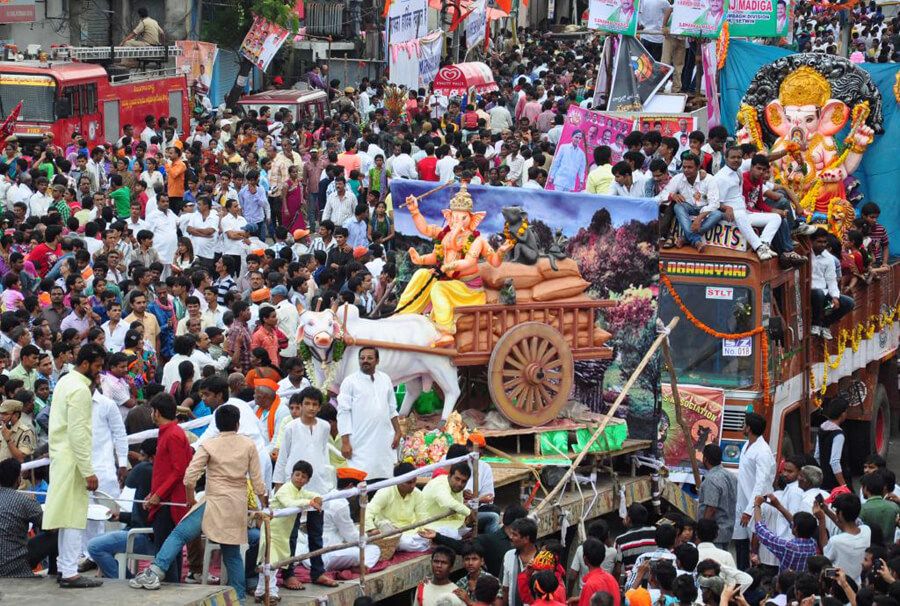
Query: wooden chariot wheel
[[488, 322, 574, 427]]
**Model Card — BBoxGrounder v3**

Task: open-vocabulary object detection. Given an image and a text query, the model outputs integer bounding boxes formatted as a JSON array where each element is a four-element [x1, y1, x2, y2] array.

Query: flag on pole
[[0, 101, 22, 142]]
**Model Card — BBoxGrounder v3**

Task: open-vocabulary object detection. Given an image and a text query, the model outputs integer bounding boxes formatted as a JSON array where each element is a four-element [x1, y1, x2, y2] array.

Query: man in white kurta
[[83, 391, 129, 558], [42, 345, 106, 587], [336, 348, 402, 481], [733, 412, 776, 570], [299, 496, 380, 571], [145, 196, 179, 266], [273, 414, 333, 495]]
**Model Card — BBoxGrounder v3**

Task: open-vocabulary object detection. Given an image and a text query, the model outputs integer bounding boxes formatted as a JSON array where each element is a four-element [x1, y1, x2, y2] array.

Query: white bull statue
[[297, 304, 461, 419]]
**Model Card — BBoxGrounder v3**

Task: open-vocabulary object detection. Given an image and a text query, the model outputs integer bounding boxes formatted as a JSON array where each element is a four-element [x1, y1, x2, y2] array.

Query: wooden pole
[[531, 318, 679, 516], [661, 339, 702, 487], [483, 444, 548, 497], [268, 510, 456, 571], [343, 334, 458, 357], [357, 481, 368, 591]]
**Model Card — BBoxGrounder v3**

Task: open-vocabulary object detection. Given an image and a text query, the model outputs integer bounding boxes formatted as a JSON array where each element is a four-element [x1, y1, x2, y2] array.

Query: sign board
[[662, 259, 750, 279], [660, 384, 725, 478], [387, 0, 428, 45], [705, 286, 734, 300], [587, 0, 641, 35], [0, 0, 35, 23], [670, 0, 727, 37], [672, 220, 748, 252], [728, 0, 779, 37], [722, 337, 753, 357]]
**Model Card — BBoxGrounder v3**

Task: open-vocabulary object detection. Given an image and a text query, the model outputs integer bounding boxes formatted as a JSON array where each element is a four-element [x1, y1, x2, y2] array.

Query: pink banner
[[239, 15, 290, 72], [546, 106, 634, 192], [700, 42, 720, 129]]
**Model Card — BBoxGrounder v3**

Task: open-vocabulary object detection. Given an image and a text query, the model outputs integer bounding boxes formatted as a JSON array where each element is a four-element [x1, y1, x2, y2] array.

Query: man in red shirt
[[27, 224, 63, 277], [146, 393, 193, 582], [741, 154, 806, 267], [579, 538, 621, 606], [416, 144, 439, 182]]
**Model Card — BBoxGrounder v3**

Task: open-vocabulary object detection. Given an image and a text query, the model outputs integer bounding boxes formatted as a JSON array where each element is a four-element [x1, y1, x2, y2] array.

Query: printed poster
[[659, 384, 725, 478], [465, 0, 488, 51], [608, 36, 672, 112], [239, 15, 290, 71], [670, 0, 727, 38], [776, 0, 791, 38], [176, 41, 217, 96], [700, 41, 721, 128], [546, 106, 634, 192], [387, 0, 428, 45], [418, 30, 444, 88], [588, 0, 641, 35], [728, 0, 779, 37]]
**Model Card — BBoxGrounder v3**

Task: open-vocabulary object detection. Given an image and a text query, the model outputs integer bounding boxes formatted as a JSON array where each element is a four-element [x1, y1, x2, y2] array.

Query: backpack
[[463, 109, 479, 130]]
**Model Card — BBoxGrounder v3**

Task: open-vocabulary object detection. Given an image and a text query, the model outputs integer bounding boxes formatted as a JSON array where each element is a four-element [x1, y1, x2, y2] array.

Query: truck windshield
[[659, 282, 756, 388], [0, 74, 56, 122]]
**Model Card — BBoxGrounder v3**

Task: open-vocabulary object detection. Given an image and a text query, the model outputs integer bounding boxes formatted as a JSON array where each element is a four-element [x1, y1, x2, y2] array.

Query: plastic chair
[[113, 527, 155, 580], [202, 538, 249, 584]]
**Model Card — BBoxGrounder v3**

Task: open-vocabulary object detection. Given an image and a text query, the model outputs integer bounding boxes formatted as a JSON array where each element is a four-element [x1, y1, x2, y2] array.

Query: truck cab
[[659, 229, 898, 473]]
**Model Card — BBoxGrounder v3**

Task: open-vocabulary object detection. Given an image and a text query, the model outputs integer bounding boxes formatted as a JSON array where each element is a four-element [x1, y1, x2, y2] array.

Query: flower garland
[[503, 219, 529, 244], [661, 273, 771, 408], [737, 105, 764, 152], [717, 22, 730, 70], [298, 340, 345, 392], [432, 225, 479, 264]]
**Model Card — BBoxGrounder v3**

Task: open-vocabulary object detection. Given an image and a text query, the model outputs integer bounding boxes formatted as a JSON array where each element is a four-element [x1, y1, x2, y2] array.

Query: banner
[[608, 36, 672, 111], [239, 15, 290, 71], [660, 384, 725, 478], [546, 106, 634, 192], [587, 0, 640, 35], [0, 0, 35, 22], [776, 0, 791, 38], [387, 0, 429, 45], [700, 41, 721, 128], [670, 0, 727, 37], [176, 41, 217, 96], [465, 0, 488, 50], [418, 30, 444, 88], [728, 0, 779, 37]]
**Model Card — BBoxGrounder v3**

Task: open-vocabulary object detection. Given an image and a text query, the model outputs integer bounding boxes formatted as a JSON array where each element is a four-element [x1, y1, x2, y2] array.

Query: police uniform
[[0, 400, 35, 462]]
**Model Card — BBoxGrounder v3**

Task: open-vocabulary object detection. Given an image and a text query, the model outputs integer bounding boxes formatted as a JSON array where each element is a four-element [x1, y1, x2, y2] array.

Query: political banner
[[419, 30, 444, 88], [728, 0, 779, 37], [546, 106, 634, 192], [659, 384, 725, 479], [389, 180, 661, 444], [700, 41, 721, 127], [387, 0, 429, 45], [239, 15, 290, 71], [776, 0, 791, 38], [176, 41, 217, 96], [608, 36, 672, 112], [465, 0, 488, 50], [636, 114, 696, 154], [670, 0, 727, 37], [587, 0, 641, 35]]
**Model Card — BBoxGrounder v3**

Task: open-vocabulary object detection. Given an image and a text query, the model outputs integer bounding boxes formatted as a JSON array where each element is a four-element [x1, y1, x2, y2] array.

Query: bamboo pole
[[531, 318, 679, 516], [267, 510, 456, 571], [661, 338, 702, 487], [357, 481, 368, 590], [483, 444, 549, 497]]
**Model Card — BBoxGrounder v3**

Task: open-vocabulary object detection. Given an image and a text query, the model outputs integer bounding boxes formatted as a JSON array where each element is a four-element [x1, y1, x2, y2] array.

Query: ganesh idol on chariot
[[397, 182, 514, 348], [735, 53, 884, 240]]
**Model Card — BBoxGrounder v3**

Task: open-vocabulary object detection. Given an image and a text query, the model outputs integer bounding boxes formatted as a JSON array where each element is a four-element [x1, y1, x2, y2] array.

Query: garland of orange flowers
[[717, 22, 730, 70], [661, 273, 771, 408]]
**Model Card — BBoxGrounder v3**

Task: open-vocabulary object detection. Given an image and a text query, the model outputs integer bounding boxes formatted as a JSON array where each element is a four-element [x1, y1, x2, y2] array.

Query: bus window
[[0, 73, 56, 122], [79, 84, 97, 116]]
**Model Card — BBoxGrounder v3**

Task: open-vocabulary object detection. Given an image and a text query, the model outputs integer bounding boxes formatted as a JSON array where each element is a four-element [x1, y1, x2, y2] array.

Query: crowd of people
[[0, 17, 895, 606]]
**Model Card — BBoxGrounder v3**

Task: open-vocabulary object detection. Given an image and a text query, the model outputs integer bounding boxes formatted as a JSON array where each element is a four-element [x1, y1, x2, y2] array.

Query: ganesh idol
[[398, 183, 513, 348]]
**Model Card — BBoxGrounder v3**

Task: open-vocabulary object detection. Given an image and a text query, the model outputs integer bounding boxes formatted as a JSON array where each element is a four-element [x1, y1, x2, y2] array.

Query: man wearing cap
[[252, 379, 290, 456], [0, 400, 35, 463]]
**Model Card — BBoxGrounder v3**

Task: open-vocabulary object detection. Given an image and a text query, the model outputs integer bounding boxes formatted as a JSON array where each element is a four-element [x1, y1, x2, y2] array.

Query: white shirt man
[[84, 392, 128, 550], [489, 105, 513, 134], [656, 171, 714, 211], [145, 203, 179, 265], [102, 319, 129, 353], [436, 154, 459, 183], [140, 125, 157, 146], [732, 426, 776, 544], [322, 187, 356, 227], [336, 364, 400, 480], [161, 352, 201, 391], [706, 162, 777, 260], [28, 188, 52, 218], [610, 172, 649, 197], [298, 496, 380, 571], [638, 0, 670, 45], [273, 416, 332, 493], [187, 204, 219, 262], [390, 152, 418, 179]]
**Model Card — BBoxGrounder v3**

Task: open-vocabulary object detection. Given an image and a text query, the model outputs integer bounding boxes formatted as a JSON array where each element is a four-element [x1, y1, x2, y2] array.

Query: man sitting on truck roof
[[810, 231, 854, 340]]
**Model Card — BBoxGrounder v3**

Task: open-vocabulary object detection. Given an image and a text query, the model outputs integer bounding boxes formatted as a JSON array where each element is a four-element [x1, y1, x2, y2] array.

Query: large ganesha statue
[[735, 55, 883, 237]]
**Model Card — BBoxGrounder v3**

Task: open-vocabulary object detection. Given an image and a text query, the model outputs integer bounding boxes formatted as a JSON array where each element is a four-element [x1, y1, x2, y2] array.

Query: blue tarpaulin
[[719, 40, 900, 255]]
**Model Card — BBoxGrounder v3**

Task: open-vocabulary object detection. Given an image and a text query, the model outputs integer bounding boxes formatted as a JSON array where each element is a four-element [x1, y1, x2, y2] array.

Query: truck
[[0, 45, 188, 149], [658, 225, 899, 474]]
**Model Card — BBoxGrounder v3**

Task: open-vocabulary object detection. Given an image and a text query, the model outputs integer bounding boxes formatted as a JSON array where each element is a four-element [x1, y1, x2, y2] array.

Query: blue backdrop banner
[[719, 40, 900, 255]]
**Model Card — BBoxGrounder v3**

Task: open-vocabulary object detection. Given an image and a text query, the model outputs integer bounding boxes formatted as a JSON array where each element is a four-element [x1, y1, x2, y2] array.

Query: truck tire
[[871, 384, 891, 460]]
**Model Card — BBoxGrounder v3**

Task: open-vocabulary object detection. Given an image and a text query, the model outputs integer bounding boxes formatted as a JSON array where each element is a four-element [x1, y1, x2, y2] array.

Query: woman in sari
[[281, 164, 306, 231]]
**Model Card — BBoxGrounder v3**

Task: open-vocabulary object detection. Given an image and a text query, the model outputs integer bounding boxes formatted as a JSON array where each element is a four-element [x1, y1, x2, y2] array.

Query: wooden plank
[[535, 475, 653, 536]]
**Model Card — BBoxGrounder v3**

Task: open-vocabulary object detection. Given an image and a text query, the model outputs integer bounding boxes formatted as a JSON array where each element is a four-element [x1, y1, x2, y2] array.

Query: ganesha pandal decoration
[[736, 54, 883, 239]]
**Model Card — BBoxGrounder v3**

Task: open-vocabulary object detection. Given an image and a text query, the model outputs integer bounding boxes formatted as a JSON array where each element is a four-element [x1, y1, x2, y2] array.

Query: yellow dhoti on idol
[[397, 270, 486, 334], [398, 182, 511, 346]]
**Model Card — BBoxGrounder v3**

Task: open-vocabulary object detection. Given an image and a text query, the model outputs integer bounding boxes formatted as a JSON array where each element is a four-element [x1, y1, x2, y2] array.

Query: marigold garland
[[717, 23, 729, 70], [661, 273, 771, 408]]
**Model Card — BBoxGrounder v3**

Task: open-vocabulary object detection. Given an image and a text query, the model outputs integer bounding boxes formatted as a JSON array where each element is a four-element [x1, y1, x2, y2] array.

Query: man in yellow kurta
[[366, 461, 424, 552], [410, 461, 474, 551], [42, 344, 107, 588], [130, 404, 267, 602]]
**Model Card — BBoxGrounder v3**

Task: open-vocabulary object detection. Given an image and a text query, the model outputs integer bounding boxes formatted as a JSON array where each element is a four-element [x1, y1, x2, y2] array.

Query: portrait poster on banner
[[239, 15, 290, 71], [588, 0, 641, 35], [546, 107, 634, 191], [636, 114, 697, 153], [670, 0, 728, 37], [176, 41, 217, 96], [608, 36, 672, 111], [728, 0, 779, 37], [390, 180, 661, 443], [659, 384, 725, 478]]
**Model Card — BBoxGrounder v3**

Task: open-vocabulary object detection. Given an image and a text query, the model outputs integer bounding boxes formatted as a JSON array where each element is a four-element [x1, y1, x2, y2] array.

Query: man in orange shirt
[[250, 305, 284, 366], [336, 140, 361, 179], [166, 147, 187, 213]]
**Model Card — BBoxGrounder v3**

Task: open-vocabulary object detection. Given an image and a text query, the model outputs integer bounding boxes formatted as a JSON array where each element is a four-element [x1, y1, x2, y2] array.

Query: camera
[[824, 568, 837, 579]]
